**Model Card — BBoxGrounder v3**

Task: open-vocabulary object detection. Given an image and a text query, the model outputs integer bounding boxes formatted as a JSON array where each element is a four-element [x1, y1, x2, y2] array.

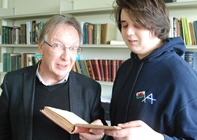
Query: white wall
[[1, 0, 115, 15], [4, 0, 197, 15]]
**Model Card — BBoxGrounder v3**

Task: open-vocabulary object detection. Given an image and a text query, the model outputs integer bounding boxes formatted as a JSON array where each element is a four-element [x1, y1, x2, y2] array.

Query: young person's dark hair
[[113, 0, 170, 40]]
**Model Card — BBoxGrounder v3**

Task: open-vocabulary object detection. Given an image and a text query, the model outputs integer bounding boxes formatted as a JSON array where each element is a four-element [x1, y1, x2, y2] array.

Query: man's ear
[[38, 42, 44, 56]]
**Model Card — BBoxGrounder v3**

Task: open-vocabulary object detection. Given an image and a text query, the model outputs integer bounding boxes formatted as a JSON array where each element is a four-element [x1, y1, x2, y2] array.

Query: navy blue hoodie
[[109, 37, 197, 139]]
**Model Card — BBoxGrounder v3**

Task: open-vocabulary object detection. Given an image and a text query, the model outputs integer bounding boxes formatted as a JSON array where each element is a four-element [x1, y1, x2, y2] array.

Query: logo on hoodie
[[136, 91, 156, 104]]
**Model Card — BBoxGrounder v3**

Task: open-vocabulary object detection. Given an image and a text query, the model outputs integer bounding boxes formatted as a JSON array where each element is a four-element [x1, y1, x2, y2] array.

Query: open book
[[40, 106, 120, 134]]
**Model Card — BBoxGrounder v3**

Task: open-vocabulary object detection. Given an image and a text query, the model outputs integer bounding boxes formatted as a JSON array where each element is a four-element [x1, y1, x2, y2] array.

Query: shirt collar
[[36, 62, 69, 86]]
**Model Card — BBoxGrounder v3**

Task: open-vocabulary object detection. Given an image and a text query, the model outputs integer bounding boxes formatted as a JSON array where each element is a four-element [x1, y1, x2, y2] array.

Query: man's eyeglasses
[[44, 41, 82, 55]]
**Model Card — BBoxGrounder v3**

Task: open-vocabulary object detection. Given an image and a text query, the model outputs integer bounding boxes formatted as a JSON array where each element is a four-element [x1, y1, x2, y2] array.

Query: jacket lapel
[[68, 72, 83, 140], [68, 72, 82, 116], [23, 65, 37, 140]]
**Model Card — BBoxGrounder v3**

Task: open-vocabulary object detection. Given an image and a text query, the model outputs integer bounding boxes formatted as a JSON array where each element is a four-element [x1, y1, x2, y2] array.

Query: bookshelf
[[1, 1, 197, 97]]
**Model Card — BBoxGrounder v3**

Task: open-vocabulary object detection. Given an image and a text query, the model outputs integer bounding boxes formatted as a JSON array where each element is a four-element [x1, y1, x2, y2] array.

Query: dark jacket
[[109, 37, 197, 139], [0, 63, 106, 140]]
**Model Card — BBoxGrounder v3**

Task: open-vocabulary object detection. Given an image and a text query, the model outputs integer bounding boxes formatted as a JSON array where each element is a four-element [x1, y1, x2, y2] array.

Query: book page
[[46, 106, 88, 125]]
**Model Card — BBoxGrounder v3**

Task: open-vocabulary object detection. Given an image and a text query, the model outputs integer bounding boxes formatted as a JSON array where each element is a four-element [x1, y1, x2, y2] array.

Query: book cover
[[98, 59, 104, 81], [36, 21, 44, 44], [1, 25, 12, 44], [3, 53, 21, 72], [91, 59, 102, 81], [93, 23, 101, 44], [189, 22, 196, 45], [40, 106, 120, 134], [111, 60, 116, 82], [82, 60, 90, 77], [86, 60, 95, 80], [169, 17, 174, 37], [108, 60, 112, 82], [102, 59, 109, 81], [193, 21, 197, 44], [20, 24, 26, 44], [3, 53, 8, 72], [87, 23, 94, 44], [74, 60, 81, 74], [12, 26, 20, 44], [101, 23, 117, 44], [79, 21, 85, 44], [182, 18, 192, 45], [77, 59, 85, 75], [26, 21, 31, 44], [31, 20, 37, 44], [21, 53, 35, 67], [10, 53, 21, 71], [83, 22, 94, 44], [80, 60, 89, 77]]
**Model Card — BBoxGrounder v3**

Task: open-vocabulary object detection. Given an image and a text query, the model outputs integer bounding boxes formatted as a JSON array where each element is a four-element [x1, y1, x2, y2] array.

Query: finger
[[90, 119, 103, 125], [105, 127, 132, 138], [79, 132, 104, 140], [118, 120, 145, 128], [89, 128, 104, 135]]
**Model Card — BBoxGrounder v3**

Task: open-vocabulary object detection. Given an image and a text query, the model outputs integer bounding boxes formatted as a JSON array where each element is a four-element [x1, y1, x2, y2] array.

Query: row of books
[[169, 17, 197, 45], [1, 20, 44, 44], [73, 59, 125, 82], [3, 53, 42, 72], [2, 51, 197, 81], [2, 53, 124, 82], [81, 22, 117, 45]]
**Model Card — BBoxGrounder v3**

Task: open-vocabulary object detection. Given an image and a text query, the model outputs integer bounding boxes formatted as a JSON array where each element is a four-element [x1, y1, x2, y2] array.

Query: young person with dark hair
[[105, 0, 197, 139]]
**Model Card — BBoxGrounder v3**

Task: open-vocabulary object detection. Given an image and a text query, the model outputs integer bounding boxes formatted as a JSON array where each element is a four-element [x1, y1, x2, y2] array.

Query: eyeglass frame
[[44, 41, 82, 54]]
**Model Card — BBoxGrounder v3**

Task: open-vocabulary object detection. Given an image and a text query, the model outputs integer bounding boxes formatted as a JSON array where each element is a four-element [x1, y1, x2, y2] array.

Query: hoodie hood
[[130, 37, 186, 61]]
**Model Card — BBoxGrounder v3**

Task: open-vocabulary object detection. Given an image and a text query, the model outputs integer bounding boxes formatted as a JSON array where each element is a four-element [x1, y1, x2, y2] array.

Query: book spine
[[91, 59, 101, 81], [99, 59, 104, 81], [6, 53, 11, 72], [77, 60, 84, 75], [26, 22, 31, 44], [102, 59, 109, 81], [2, 26, 6, 44], [32, 20, 36, 44], [108, 60, 111, 82], [3, 53, 7, 72], [20, 24, 26, 44], [87, 60, 95, 80], [82, 60, 90, 77], [111, 60, 116, 82]]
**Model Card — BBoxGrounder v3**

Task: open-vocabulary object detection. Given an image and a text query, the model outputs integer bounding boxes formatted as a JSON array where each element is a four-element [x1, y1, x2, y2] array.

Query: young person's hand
[[105, 120, 164, 140], [79, 119, 105, 140]]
